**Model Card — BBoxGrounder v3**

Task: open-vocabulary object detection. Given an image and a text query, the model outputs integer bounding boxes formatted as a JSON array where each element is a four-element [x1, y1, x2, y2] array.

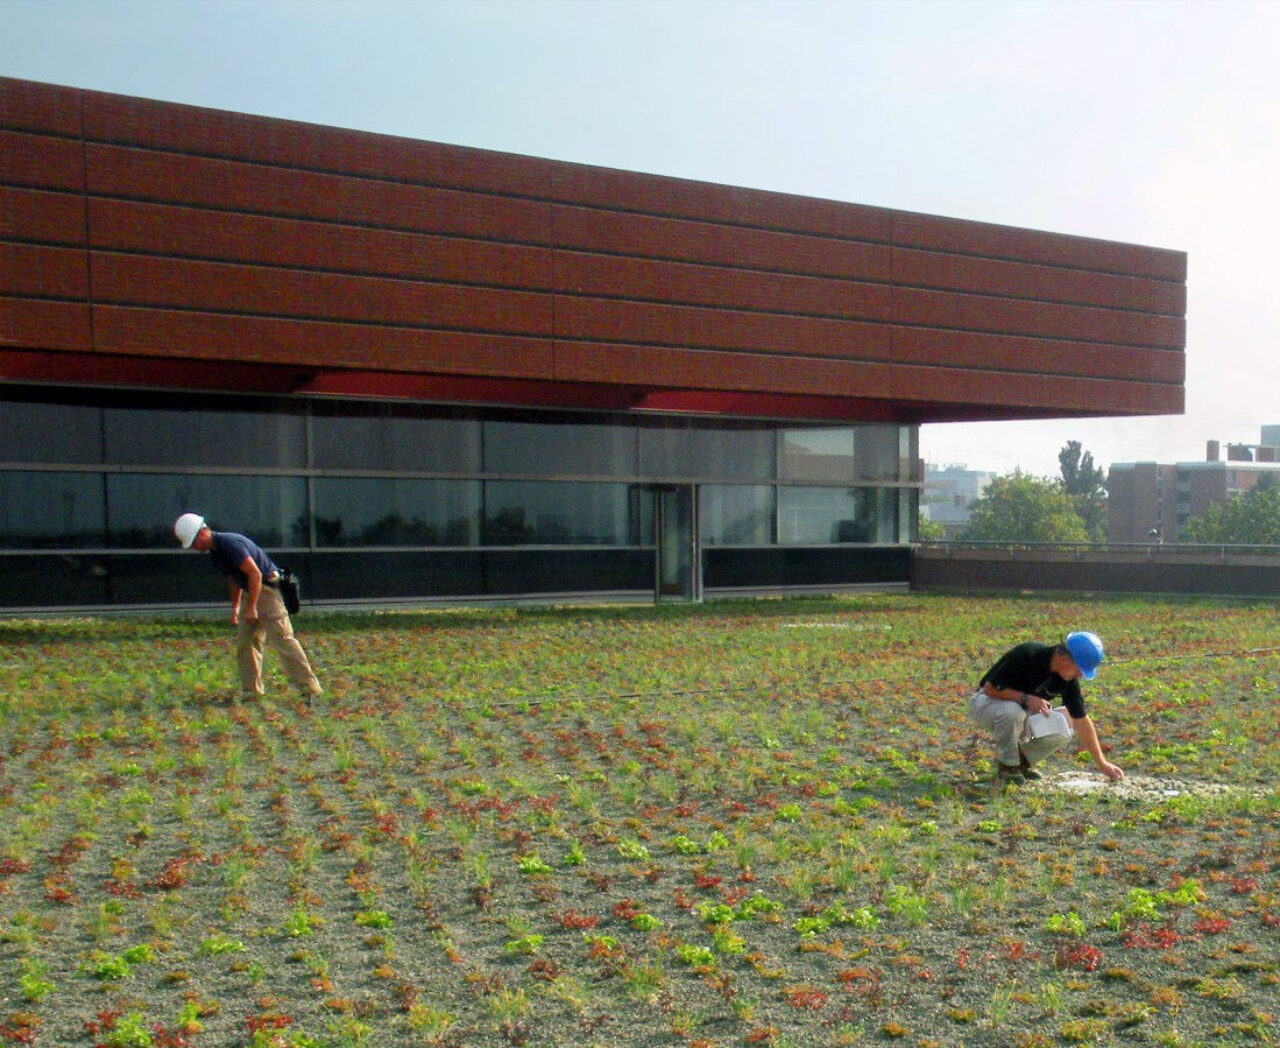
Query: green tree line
[[929, 441, 1280, 544]]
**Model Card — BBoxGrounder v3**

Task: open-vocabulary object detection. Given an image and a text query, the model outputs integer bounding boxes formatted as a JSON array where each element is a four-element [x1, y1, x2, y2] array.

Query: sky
[[3, 0, 1278, 478]]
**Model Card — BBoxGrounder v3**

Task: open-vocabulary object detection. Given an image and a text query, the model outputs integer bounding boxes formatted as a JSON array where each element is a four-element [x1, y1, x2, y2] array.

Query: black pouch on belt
[[278, 568, 301, 614]]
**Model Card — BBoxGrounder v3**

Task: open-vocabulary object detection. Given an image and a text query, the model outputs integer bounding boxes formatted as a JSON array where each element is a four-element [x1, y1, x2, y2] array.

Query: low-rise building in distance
[[922, 464, 996, 539], [1107, 427, 1280, 542]]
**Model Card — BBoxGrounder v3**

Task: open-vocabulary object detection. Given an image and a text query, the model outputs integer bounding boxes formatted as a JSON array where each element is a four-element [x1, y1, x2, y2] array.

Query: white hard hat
[[174, 513, 206, 548]]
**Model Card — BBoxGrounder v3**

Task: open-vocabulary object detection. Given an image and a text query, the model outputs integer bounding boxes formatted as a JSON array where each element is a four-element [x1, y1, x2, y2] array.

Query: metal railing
[[916, 540, 1280, 560]]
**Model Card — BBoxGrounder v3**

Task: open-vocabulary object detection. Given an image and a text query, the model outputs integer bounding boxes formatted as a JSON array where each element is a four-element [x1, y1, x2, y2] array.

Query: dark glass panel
[[103, 404, 307, 468], [311, 403, 479, 472], [311, 478, 480, 547], [0, 553, 112, 606], [481, 549, 652, 594], [483, 419, 638, 476], [0, 471, 105, 547], [106, 474, 309, 549], [483, 481, 641, 545], [0, 397, 102, 464], [700, 485, 774, 546], [638, 420, 775, 480], [703, 546, 910, 590], [308, 550, 484, 599], [97, 552, 228, 605]]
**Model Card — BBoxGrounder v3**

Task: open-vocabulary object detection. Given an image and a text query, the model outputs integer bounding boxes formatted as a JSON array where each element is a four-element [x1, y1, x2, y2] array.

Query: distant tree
[[917, 512, 945, 541], [961, 470, 1090, 543], [1058, 440, 1107, 541], [1181, 485, 1280, 544]]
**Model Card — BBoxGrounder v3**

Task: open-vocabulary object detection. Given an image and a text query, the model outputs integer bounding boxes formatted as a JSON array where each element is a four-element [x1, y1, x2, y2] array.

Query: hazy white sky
[[4, 0, 1278, 477]]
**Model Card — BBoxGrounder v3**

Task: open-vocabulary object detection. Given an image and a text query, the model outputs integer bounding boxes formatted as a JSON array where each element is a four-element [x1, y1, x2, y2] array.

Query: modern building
[[921, 464, 996, 538], [1, 77, 1187, 610], [1107, 429, 1280, 543]]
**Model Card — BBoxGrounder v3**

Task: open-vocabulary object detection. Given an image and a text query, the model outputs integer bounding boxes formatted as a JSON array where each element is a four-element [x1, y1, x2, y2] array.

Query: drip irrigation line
[[459, 644, 1280, 711]]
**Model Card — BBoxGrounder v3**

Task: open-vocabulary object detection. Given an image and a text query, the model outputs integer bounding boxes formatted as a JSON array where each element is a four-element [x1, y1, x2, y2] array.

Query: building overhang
[[2, 76, 1187, 426]]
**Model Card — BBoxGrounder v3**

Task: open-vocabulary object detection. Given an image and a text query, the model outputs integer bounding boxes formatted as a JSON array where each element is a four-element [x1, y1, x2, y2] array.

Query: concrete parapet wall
[[912, 544, 1280, 599]]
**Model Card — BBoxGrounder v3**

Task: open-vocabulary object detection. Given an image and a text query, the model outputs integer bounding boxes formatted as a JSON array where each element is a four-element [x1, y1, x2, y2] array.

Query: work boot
[[1018, 755, 1043, 782], [996, 763, 1025, 787]]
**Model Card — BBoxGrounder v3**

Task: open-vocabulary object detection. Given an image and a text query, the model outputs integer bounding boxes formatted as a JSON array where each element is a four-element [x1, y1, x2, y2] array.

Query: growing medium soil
[[0, 595, 1275, 1047]]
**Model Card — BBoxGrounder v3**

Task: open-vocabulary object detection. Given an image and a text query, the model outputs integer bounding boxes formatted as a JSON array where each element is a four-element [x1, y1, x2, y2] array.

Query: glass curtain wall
[[0, 386, 918, 605]]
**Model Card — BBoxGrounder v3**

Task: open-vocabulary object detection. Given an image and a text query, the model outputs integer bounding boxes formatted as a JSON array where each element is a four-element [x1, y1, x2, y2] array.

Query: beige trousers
[[235, 584, 322, 698], [968, 689, 1071, 767]]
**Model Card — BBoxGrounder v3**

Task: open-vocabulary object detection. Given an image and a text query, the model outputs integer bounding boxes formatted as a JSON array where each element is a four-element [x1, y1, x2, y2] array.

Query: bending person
[[174, 513, 322, 702]]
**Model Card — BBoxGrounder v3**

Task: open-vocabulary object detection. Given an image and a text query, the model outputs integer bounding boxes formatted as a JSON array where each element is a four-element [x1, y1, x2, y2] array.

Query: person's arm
[[1070, 713, 1124, 780], [981, 681, 1052, 716], [238, 556, 263, 622]]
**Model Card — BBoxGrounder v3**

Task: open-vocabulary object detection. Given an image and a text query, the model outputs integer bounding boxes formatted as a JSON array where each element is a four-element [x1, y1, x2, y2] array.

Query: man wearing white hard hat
[[174, 513, 322, 702], [969, 631, 1123, 787]]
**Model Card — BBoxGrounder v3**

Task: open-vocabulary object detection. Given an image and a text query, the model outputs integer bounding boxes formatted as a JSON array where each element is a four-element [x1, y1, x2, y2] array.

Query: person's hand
[[1099, 761, 1125, 781], [1033, 697, 1053, 716]]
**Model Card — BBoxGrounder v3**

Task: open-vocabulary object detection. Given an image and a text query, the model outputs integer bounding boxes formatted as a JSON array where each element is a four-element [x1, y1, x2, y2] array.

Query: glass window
[[780, 428, 855, 482], [898, 488, 916, 544], [701, 485, 774, 546], [483, 419, 638, 477], [106, 474, 309, 548], [639, 421, 775, 480], [0, 471, 105, 547], [104, 405, 307, 469], [312, 404, 480, 472], [779, 486, 895, 544], [854, 425, 903, 482], [312, 478, 479, 546], [484, 482, 641, 545], [0, 397, 102, 464], [899, 426, 918, 483]]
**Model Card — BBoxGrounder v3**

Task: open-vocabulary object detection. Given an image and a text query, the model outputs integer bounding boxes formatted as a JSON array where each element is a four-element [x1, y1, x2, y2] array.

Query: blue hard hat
[[1065, 631, 1104, 680]]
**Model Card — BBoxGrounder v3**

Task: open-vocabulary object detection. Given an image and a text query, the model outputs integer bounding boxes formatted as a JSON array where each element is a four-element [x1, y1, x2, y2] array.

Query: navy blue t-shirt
[[208, 531, 278, 590], [979, 642, 1086, 718]]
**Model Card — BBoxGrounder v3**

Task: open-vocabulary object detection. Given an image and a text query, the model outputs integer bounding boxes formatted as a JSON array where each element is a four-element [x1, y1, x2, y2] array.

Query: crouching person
[[969, 631, 1124, 787]]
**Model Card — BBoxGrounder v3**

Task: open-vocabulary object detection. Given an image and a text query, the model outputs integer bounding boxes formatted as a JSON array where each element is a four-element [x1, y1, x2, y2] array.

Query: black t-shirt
[[979, 642, 1086, 719]]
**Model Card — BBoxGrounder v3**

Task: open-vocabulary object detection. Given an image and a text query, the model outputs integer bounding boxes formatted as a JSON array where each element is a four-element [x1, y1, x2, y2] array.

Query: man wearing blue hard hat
[[969, 631, 1124, 787]]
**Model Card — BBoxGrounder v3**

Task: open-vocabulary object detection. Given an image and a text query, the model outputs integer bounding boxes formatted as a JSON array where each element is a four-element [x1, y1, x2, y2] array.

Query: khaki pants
[[236, 585, 322, 698], [968, 689, 1071, 768]]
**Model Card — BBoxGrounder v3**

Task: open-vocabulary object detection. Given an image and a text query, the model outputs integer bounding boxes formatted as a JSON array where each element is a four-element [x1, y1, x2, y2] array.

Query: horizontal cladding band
[[0, 212, 1185, 329], [0, 305, 1185, 397], [0, 296, 1186, 371], [7, 87, 1182, 280], [0, 195, 1187, 318], [0, 245, 1187, 352], [0, 100, 1185, 282], [0, 164, 1187, 294]]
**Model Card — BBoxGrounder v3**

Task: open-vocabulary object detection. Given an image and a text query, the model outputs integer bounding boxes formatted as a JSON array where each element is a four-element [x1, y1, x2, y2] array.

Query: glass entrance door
[[655, 485, 700, 601]]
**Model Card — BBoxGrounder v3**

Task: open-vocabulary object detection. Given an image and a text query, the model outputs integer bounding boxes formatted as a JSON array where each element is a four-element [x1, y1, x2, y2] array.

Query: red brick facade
[[2, 77, 1186, 423]]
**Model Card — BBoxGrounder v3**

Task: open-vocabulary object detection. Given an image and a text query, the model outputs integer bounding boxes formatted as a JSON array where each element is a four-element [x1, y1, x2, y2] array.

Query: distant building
[[1107, 428, 1280, 542], [922, 464, 996, 539]]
